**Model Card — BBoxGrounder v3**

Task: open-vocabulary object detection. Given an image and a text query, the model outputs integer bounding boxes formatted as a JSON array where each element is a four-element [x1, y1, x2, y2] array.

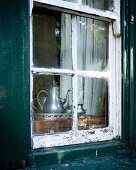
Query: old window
[[30, 0, 121, 148]]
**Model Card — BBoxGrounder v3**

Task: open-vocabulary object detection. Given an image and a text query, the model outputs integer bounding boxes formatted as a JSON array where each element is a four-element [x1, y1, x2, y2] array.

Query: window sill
[[28, 140, 129, 167]]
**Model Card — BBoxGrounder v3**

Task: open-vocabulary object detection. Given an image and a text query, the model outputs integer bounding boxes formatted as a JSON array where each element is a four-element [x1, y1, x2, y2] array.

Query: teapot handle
[[37, 90, 47, 108], [32, 98, 38, 111]]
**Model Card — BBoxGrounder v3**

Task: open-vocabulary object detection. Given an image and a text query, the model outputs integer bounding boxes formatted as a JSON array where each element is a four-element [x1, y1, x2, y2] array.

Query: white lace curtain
[[60, 13, 108, 116]]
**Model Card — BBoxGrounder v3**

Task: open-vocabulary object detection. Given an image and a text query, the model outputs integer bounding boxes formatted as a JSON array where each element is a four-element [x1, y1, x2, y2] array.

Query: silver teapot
[[37, 84, 70, 113]]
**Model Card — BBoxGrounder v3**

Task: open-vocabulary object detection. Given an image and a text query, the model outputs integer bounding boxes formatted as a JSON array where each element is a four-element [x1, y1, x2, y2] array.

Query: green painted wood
[[131, 0, 136, 151], [121, 0, 135, 151], [134, 0, 136, 150], [122, 0, 130, 146], [28, 141, 127, 167], [129, 0, 135, 151], [0, 0, 31, 169], [121, 0, 136, 152], [26, 155, 136, 170]]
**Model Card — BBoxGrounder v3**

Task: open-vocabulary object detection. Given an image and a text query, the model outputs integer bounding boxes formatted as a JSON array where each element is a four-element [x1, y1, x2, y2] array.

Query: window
[[30, 0, 121, 148]]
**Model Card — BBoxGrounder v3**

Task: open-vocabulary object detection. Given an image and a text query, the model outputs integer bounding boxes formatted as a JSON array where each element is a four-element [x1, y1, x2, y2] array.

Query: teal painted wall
[[0, 0, 31, 169]]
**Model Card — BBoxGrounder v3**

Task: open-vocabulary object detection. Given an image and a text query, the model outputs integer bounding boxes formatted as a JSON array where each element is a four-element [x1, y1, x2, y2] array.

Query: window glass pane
[[77, 17, 108, 71], [33, 8, 72, 69], [82, 0, 114, 11], [78, 77, 108, 129], [62, 0, 114, 11], [33, 74, 73, 134]]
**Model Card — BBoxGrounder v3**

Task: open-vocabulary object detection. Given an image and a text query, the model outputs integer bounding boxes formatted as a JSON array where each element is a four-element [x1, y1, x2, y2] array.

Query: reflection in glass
[[33, 9, 72, 69], [77, 17, 108, 71], [82, 0, 114, 11], [62, 0, 114, 11], [33, 74, 72, 134], [78, 77, 108, 129]]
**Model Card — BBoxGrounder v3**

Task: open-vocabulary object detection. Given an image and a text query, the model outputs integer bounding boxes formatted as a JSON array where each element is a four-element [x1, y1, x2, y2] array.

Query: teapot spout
[[63, 90, 71, 110]]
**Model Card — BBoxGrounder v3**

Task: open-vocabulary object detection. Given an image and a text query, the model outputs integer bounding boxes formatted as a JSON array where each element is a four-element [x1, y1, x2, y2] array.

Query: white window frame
[[30, 0, 121, 149]]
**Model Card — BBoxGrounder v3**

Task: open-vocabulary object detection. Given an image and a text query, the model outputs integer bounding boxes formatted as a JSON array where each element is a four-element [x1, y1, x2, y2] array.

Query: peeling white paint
[[34, 0, 118, 21], [130, 15, 134, 24], [29, 0, 33, 16], [115, 37, 121, 137], [96, 149, 98, 156], [33, 127, 114, 148], [31, 67, 110, 78], [30, 11, 34, 140], [31, 0, 121, 149], [113, 0, 120, 36]]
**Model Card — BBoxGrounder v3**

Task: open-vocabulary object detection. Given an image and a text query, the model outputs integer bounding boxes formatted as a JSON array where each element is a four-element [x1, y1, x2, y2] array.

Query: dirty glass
[[78, 77, 108, 130], [62, 0, 114, 11], [33, 74, 73, 134], [77, 17, 108, 71], [82, 0, 114, 11], [33, 10, 72, 69]]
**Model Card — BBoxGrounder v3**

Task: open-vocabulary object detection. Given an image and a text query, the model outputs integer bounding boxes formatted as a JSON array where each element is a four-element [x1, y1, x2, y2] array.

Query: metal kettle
[[42, 84, 70, 113]]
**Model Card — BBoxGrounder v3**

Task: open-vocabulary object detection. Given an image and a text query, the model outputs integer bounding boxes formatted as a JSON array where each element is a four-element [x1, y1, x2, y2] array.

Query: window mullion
[[72, 75, 78, 131], [72, 15, 78, 131], [31, 67, 74, 75]]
